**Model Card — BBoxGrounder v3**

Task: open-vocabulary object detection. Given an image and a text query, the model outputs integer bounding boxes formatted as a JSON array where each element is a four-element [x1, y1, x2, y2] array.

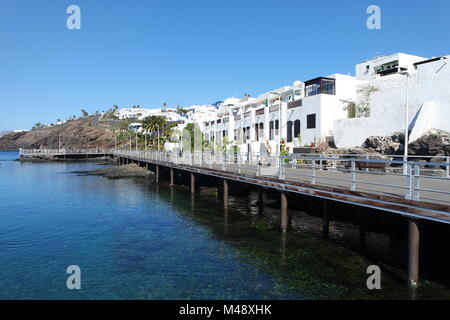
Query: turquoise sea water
[[1, 151, 449, 300], [0, 151, 304, 299]]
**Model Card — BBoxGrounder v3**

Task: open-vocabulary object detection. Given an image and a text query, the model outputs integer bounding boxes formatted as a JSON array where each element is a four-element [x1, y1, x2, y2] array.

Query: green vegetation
[[81, 109, 89, 117], [342, 85, 378, 118], [32, 122, 44, 130]]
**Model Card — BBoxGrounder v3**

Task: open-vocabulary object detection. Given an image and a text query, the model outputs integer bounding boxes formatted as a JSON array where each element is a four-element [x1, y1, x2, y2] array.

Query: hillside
[[0, 116, 116, 150]]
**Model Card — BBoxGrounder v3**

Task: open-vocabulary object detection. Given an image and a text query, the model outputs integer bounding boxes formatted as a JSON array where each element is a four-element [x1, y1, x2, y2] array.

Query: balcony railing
[[288, 99, 302, 109]]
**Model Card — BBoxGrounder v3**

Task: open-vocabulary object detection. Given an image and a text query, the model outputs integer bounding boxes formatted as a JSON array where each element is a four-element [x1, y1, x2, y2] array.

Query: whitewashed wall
[[334, 56, 450, 148]]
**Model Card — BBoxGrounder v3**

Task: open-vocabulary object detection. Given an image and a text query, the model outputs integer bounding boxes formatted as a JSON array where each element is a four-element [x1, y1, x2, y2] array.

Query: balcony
[[378, 67, 408, 77], [305, 77, 336, 97], [288, 99, 302, 109]]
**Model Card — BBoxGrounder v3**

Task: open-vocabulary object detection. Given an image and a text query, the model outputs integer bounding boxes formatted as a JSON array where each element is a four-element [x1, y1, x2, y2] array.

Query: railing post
[[257, 155, 261, 177], [279, 156, 285, 180], [446, 157, 450, 179], [238, 152, 241, 174], [351, 160, 356, 191], [403, 156, 408, 175], [311, 159, 316, 185], [221, 153, 226, 171], [406, 164, 413, 200], [366, 155, 370, 173], [413, 164, 420, 201], [319, 154, 323, 171]]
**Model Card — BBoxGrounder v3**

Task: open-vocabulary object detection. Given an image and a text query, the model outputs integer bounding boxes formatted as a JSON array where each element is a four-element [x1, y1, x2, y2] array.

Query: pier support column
[[257, 187, 263, 213], [408, 219, 420, 288], [190, 173, 195, 194], [322, 199, 329, 237], [280, 191, 288, 233], [155, 165, 159, 183], [223, 179, 229, 209], [170, 168, 174, 186], [218, 179, 223, 198]]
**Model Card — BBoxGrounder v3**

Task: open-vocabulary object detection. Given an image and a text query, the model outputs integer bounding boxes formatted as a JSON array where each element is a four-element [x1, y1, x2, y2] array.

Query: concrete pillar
[[280, 191, 288, 233], [223, 179, 229, 208], [190, 173, 195, 194], [258, 187, 263, 213], [155, 165, 159, 183], [170, 168, 174, 186], [408, 219, 420, 288], [322, 199, 329, 237], [218, 179, 223, 198]]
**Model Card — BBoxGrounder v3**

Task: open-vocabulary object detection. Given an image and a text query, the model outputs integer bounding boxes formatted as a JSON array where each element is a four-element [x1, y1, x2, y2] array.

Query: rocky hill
[[0, 116, 116, 150]]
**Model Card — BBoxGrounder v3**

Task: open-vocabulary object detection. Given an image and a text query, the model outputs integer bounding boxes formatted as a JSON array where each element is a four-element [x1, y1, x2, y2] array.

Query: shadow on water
[[134, 178, 450, 300]]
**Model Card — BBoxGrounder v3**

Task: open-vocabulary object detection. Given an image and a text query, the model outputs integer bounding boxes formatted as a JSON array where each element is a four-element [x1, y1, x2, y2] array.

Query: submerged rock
[[72, 164, 154, 179]]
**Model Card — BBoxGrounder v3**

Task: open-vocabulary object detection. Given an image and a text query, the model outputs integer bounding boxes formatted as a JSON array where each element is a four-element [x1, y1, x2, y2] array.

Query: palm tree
[[142, 115, 168, 150]]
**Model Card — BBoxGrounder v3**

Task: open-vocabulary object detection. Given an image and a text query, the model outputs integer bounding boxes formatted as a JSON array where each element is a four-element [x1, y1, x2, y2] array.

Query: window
[[255, 123, 259, 141], [294, 120, 301, 138], [306, 84, 321, 97], [246, 127, 250, 141], [305, 77, 336, 97], [287, 121, 293, 143], [259, 123, 264, 140], [321, 79, 335, 95], [275, 120, 279, 136], [307, 114, 316, 129]]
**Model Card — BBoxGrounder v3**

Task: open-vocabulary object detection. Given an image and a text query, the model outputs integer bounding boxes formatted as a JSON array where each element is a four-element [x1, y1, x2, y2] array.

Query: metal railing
[[20, 148, 111, 156], [18, 148, 450, 205], [113, 150, 450, 205]]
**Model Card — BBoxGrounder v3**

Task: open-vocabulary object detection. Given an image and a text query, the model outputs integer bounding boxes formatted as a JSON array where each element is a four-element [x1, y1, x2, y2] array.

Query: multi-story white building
[[334, 53, 450, 148], [203, 74, 356, 153], [202, 52, 450, 152]]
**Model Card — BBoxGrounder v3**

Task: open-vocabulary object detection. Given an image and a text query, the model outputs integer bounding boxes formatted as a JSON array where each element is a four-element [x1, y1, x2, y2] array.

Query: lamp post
[[269, 92, 282, 155], [135, 132, 138, 151], [399, 71, 410, 175]]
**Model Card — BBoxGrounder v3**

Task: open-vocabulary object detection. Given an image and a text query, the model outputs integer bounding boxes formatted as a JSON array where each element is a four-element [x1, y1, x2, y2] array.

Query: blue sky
[[1, 0, 449, 130]]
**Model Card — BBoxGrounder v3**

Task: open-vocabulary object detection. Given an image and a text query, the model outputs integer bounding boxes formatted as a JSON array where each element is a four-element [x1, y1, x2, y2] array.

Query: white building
[[334, 53, 450, 148], [203, 74, 356, 154], [201, 52, 450, 153]]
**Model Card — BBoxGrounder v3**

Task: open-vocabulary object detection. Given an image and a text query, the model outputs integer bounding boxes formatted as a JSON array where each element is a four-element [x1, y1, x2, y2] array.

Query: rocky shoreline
[[72, 164, 155, 179], [18, 155, 115, 163]]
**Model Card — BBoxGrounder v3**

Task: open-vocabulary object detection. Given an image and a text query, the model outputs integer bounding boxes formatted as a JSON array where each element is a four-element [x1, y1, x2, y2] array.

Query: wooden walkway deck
[[117, 152, 450, 225]]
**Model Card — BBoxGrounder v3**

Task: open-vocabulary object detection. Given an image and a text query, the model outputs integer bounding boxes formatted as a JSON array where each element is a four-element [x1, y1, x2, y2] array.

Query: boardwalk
[[110, 150, 450, 224]]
